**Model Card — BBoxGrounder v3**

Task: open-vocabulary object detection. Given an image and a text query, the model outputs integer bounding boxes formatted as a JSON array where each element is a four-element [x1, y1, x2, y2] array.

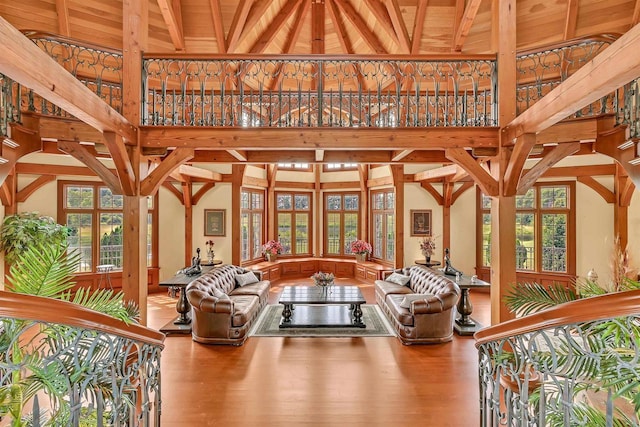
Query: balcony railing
[[475, 290, 640, 426], [618, 77, 640, 139], [142, 54, 498, 128], [0, 291, 164, 426]]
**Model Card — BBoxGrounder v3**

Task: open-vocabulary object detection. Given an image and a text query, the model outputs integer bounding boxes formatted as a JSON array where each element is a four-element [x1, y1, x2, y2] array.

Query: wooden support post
[[315, 165, 321, 256], [390, 165, 404, 268], [267, 164, 277, 241], [358, 165, 369, 246], [122, 195, 149, 323], [614, 164, 631, 251], [231, 164, 246, 266], [442, 181, 453, 257], [182, 181, 193, 266]]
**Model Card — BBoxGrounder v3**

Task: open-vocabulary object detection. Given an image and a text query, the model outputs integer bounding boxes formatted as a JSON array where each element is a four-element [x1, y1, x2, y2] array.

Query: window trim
[[323, 191, 360, 257], [240, 187, 266, 263], [275, 190, 313, 257], [370, 188, 395, 262], [276, 163, 312, 172], [476, 181, 576, 276]]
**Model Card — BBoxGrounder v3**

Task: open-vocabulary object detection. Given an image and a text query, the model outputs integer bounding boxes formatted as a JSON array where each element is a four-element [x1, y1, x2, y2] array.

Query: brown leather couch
[[186, 265, 270, 345], [375, 265, 460, 344]]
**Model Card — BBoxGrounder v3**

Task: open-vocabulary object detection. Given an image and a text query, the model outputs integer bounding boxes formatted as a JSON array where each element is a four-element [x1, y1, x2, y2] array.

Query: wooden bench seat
[[248, 257, 393, 283]]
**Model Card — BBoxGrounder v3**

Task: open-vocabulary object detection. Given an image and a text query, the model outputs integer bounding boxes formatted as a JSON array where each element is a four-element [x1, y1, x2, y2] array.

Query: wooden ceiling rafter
[[208, 0, 227, 53], [564, 0, 579, 40], [102, 132, 135, 195], [156, 0, 185, 51], [384, 0, 410, 53], [411, 0, 428, 54], [227, 0, 254, 53], [234, 0, 275, 51], [55, 0, 71, 36], [57, 139, 122, 194], [249, 0, 303, 53], [503, 133, 536, 196], [452, 0, 464, 50], [311, 0, 324, 91], [268, 0, 311, 90], [363, 0, 400, 47], [633, 0, 640, 27], [333, 0, 387, 54], [413, 164, 458, 181], [452, 0, 482, 52], [517, 142, 581, 194], [227, 149, 248, 161]]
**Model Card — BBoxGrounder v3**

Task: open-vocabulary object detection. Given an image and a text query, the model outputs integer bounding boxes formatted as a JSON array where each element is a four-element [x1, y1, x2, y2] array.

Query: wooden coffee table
[[278, 285, 366, 328]]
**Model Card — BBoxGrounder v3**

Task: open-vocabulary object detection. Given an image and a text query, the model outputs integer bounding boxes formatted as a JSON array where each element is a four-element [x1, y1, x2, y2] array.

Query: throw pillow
[[235, 271, 259, 287], [386, 272, 411, 286], [400, 294, 434, 309]]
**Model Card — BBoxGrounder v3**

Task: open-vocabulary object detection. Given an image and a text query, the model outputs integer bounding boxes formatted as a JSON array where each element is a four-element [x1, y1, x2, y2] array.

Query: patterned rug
[[250, 304, 396, 337]]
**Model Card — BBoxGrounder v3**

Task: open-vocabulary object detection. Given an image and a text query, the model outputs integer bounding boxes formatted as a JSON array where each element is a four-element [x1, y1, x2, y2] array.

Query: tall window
[[240, 188, 265, 262], [59, 181, 156, 273], [479, 182, 574, 273], [276, 192, 312, 256], [371, 189, 395, 262], [324, 192, 359, 256]]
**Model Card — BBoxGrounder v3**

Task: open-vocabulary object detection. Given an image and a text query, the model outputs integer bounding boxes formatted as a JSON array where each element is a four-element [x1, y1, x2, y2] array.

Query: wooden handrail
[[474, 289, 640, 347], [0, 291, 165, 348], [21, 30, 123, 55], [143, 52, 497, 61], [516, 33, 619, 57]]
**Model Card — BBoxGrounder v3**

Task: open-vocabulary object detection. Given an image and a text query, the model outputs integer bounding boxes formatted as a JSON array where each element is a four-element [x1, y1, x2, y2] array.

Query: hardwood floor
[[147, 277, 490, 427]]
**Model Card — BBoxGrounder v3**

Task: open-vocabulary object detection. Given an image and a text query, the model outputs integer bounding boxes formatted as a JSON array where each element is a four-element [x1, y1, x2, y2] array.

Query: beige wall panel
[[450, 186, 476, 276], [158, 185, 186, 282], [191, 183, 232, 266], [403, 182, 441, 267], [627, 190, 640, 274]]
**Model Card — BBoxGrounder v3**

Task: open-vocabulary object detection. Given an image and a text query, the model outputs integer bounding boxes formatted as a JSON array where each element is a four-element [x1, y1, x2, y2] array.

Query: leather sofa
[[186, 265, 270, 345], [375, 265, 460, 344]]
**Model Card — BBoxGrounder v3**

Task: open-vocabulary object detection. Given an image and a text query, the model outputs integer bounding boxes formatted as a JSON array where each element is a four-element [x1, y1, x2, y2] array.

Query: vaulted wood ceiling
[[1, 0, 639, 55]]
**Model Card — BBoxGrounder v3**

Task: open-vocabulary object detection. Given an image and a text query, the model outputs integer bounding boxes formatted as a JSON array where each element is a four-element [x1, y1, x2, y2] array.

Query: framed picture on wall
[[410, 210, 432, 236], [204, 209, 226, 236]]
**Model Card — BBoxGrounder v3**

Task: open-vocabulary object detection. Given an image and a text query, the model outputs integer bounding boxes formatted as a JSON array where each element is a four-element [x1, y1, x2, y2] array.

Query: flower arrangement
[[350, 239, 372, 255], [311, 271, 335, 287], [419, 236, 436, 257], [205, 239, 215, 260], [262, 239, 283, 256]]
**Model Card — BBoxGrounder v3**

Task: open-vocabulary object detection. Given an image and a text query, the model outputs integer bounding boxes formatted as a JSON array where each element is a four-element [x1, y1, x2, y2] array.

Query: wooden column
[[614, 164, 633, 250], [390, 165, 404, 268], [121, 0, 148, 322], [267, 165, 277, 241], [491, 0, 517, 325], [315, 165, 321, 256], [442, 181, 453, 255], [358, 164, 369, 245], [231, 164, 246, 266], [182, 181, 193, 265]]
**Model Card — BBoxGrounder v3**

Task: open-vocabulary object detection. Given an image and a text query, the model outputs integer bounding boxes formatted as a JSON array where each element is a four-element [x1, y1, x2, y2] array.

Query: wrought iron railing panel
[[0, 315, 162, 426], [0, 73, 21, 137], [142, 56, 498, 128], [476, 313, 640, 426], [618, 78, 640, 139], [515, 36, 617, 117]]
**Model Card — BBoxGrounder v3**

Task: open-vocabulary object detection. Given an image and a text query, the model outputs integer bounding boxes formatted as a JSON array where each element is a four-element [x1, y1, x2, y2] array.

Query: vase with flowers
[[205, 239, 215, 263], [350, 239, 372, 263], [419, 236, 436, 263], [311, 271, 335, 289], [262, 239, 283, 262]]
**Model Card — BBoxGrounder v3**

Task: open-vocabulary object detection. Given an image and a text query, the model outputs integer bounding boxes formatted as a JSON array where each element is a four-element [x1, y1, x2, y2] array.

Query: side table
[[414, 259, 442, 268], [453, 275, 490, 336], [96, 264, 115, 290]]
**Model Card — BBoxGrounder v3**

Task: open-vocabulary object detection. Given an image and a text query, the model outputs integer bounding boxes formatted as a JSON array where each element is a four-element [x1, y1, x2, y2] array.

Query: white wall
[[158, 185, 186, 281], [628, 191, 640, 269], [403, 182, 442, 266], [449, 186, 476, 275], [190, 183, 232, 268]]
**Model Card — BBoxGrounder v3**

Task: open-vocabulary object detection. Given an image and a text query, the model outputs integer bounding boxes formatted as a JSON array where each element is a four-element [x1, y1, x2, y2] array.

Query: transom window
[[277, 163, 311, 171], [240, 188, 265, 262], [324, 192, 360, 256], [59, 181, 156, 273], [479, 182, 574, 274], [324, 163, 358, 171], [276, 192, 312, 256], [371, 189, 394, 262]]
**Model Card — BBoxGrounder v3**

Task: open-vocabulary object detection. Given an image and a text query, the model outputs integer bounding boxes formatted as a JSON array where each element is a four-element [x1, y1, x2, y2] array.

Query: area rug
[[250, 304, 396, 337]]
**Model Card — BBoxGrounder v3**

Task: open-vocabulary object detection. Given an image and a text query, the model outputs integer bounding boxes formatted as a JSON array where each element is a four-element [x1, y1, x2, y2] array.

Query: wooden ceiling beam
[[391, 150, 413, 161], [209, 0, 227, 53], [633, 0, 640, 27], [103, 132, 135, 195], [227, 150, 248, 161], [445, 148, 498, 196], [161, 182, 184, 203], [227, 0, 254, 52], [55, 0, 71, 36], [0, 17, 135, 143], [452, 0, 482, 52], [235, 0, 274, 50], [452, 0, 464, 51], [411, 0, 428, 54], [250, 0, 302, 53], [364, 0, 400, 47], [16, 175, 56, 203], [503, 133, 536, 196], [384, 0, 410, 53], [504, 23, 640, 143], [333, 0, 387, 54], [157, 0, 185, 50], [141, 147, 194, 195], [576, 176, 615, 203], [517, 142, 581, 194], [413, 164, 458, 181], [140, 127, 500, 149], [326, 0, 366, 88], [174, 164, 223, 181], [564, 0, 579, 40], [57, 140, 122, 194], [420, 182, 443, 205]]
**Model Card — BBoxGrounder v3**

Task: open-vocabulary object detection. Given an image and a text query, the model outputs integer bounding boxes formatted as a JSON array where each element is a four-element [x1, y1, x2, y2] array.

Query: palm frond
[[6, 243, 79, 298], [65, 288, 137, 324], [577, 279, 608, 298], [504, 282, 579, 316]]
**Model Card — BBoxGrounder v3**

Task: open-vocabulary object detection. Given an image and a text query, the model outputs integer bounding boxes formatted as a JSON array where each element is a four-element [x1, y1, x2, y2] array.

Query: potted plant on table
[[419, 236, 437, 263], [350, 239, 372, 263], [262, 240, 283, 262]]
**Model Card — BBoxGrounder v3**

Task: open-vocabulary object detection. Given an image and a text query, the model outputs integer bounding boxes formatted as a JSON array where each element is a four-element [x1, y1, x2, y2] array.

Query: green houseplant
[[0, 212, 68, 265], [502, 240, 640, 425], [0, 223, 138, 425]]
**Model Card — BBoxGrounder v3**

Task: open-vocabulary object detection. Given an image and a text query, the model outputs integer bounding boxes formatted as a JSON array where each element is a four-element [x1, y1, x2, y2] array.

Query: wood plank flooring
[[147, 277, 490, 427]]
